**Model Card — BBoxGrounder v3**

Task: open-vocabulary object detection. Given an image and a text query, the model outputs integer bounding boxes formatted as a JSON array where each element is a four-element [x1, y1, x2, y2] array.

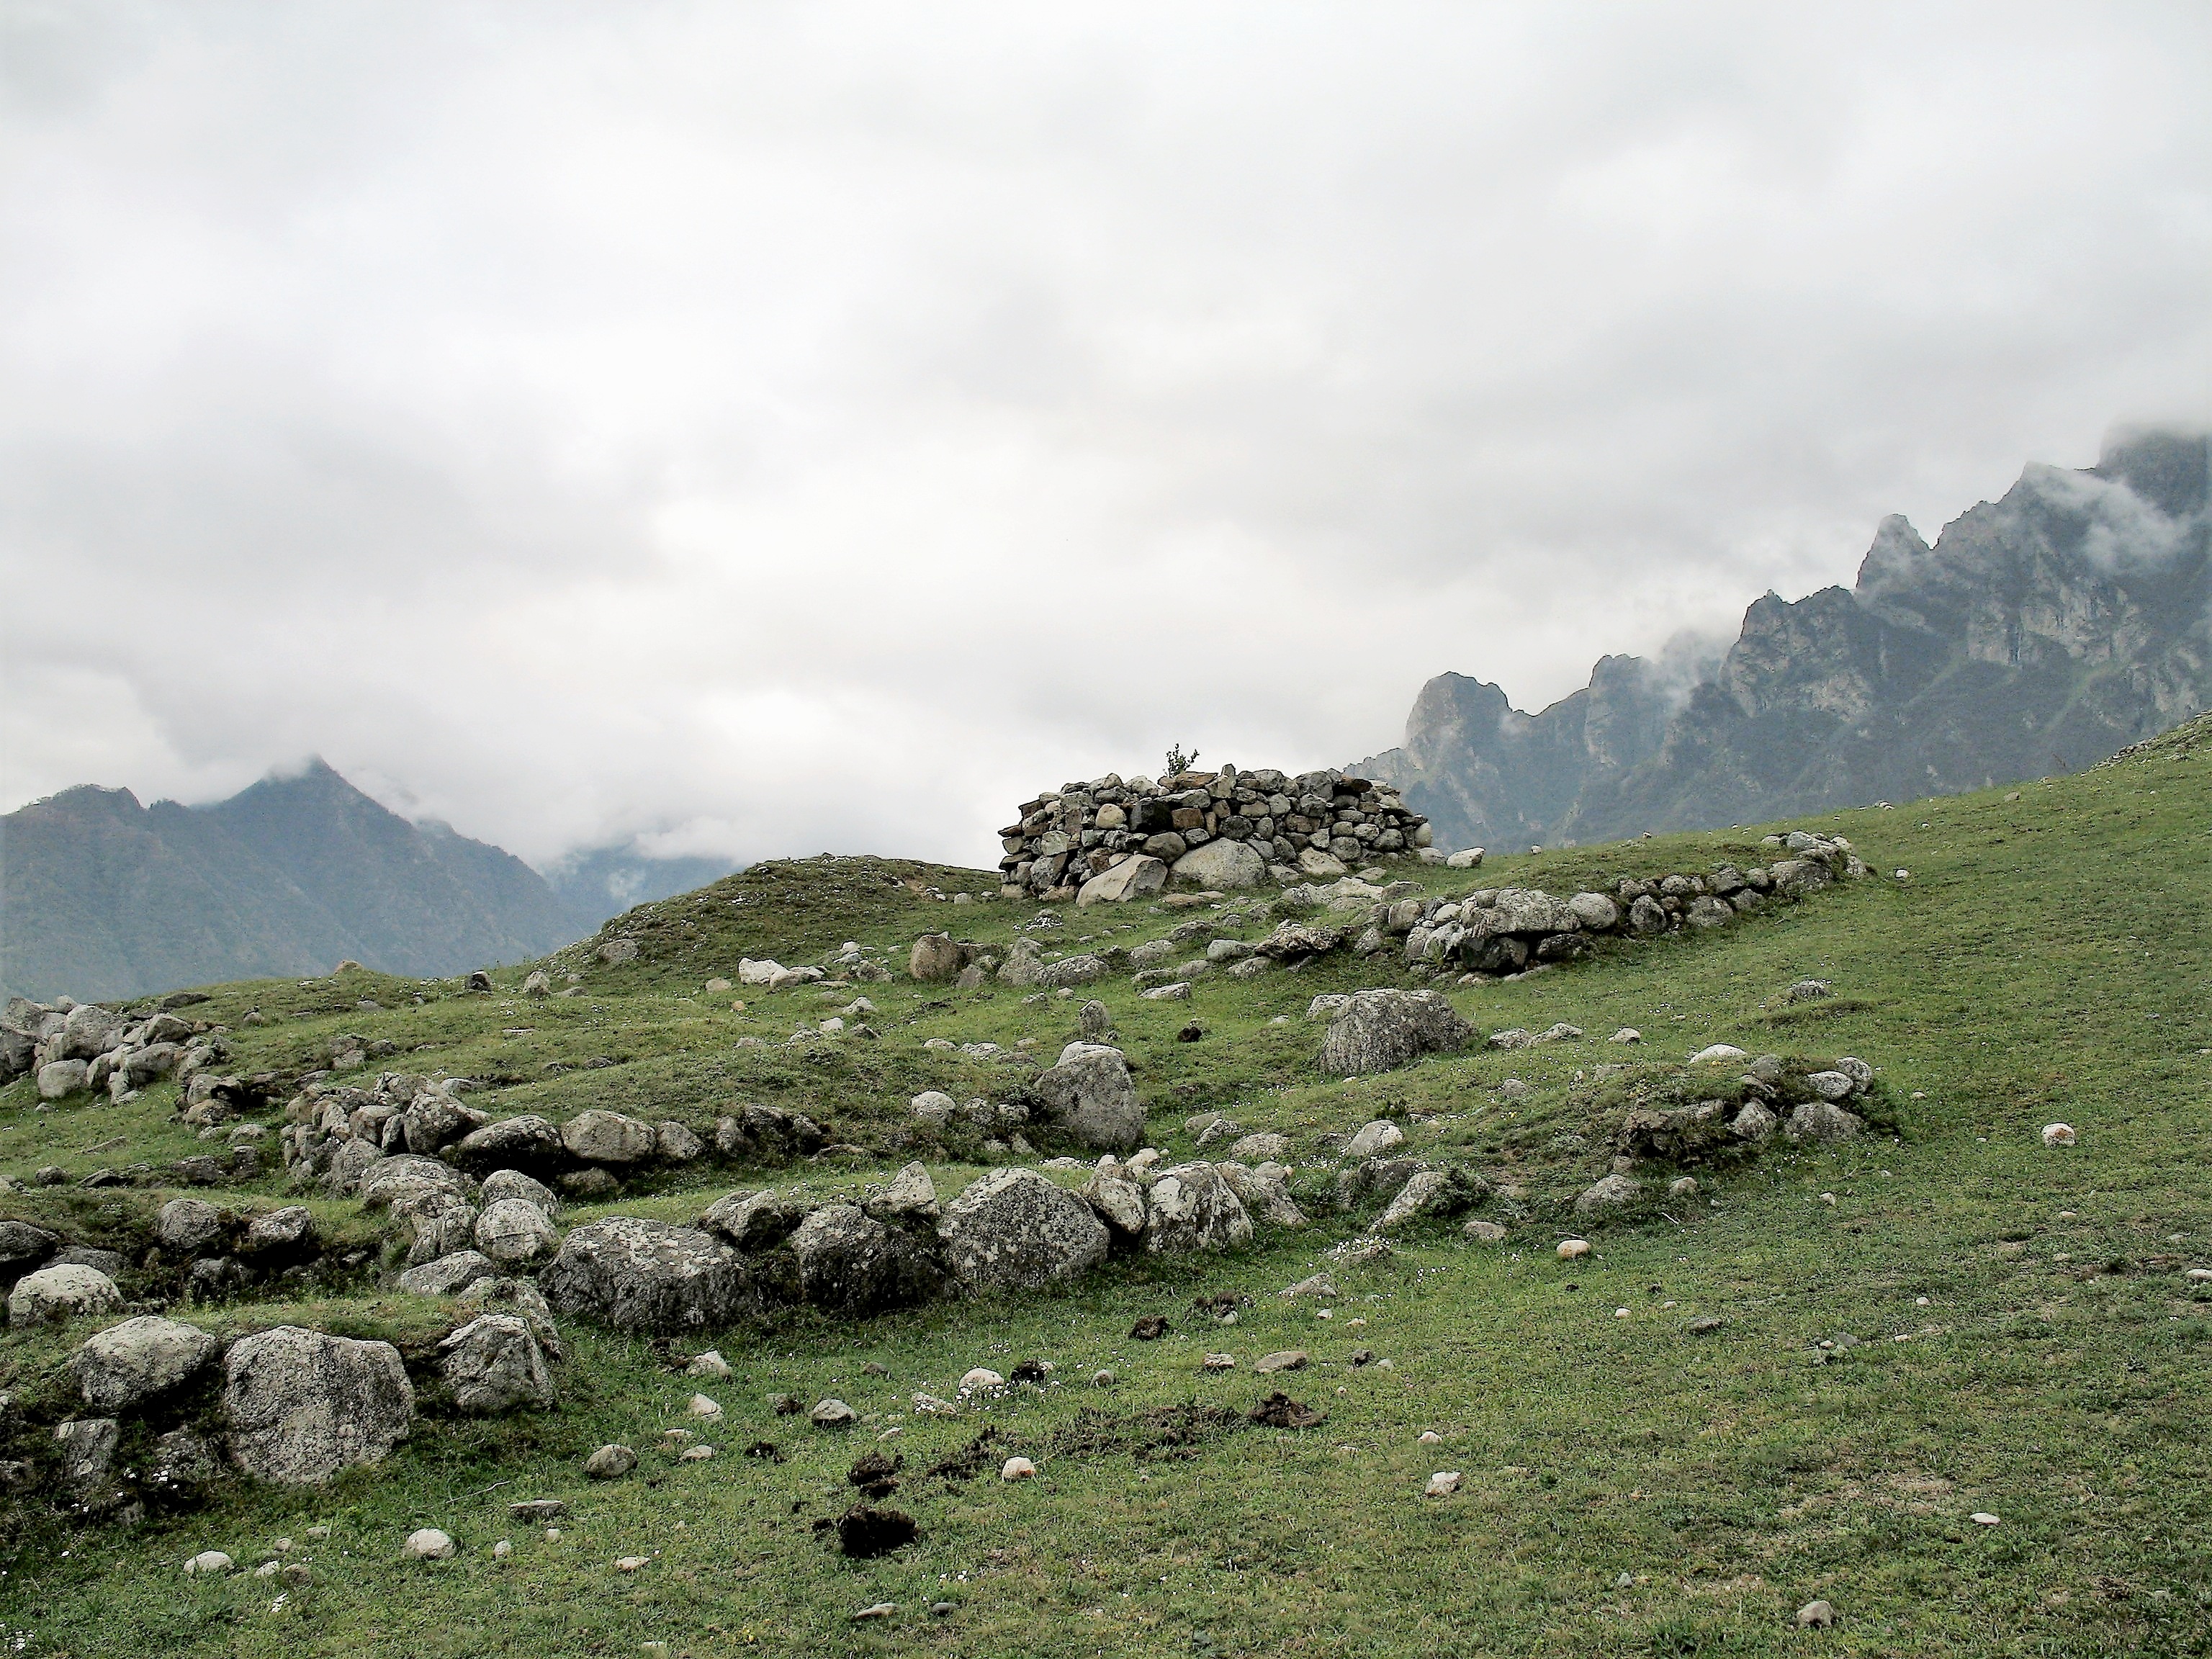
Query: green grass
[[0, 723, 2208, 1656]]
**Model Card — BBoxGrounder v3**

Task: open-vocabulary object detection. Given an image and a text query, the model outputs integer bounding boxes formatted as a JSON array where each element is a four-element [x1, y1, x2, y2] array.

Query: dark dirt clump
[[1033, 1401, 1244, 1463], [1248, 1392, 1326, 1429], [1128, 1315, 1172, 1341], [1008, 1359, 1050, 1384], [824, 1504, 917, 1558], [847, 1449, 904, 1498], [922, 1428, 1001, 1484]]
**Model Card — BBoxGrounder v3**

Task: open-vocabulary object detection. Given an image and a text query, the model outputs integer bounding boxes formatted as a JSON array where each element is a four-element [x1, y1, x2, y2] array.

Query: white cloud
[[2, 1, 2207, 866]]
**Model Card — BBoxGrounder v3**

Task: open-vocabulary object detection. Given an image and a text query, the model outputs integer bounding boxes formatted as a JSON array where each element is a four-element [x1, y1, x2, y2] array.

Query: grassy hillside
[[0, 723, 2206, 1658]]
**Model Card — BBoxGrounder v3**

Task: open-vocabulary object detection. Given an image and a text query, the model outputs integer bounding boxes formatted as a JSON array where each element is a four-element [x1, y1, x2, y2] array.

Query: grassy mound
[[0, 734, 2206, 1657]]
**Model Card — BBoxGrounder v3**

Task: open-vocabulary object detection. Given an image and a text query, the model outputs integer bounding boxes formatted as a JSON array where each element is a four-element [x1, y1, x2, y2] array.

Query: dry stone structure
[[998, 765, 1434, 902]]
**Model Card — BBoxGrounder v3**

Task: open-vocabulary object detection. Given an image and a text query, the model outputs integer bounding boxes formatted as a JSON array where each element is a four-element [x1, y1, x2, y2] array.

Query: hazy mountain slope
[[1358, 427, 2210, 850], [2, 764, 582, 1001]]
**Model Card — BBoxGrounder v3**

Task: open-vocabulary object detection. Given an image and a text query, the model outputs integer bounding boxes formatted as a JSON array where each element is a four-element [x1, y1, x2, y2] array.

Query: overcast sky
[[3, 1, 2206, 871]]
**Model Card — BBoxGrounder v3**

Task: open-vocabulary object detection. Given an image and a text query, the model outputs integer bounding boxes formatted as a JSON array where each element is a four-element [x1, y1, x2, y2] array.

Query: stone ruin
[[997, 765, 1434, 904]]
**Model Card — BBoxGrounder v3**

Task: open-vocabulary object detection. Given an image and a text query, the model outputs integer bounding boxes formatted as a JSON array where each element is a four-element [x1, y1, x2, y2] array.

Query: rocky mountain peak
[[1357, 426, 2209, 852]]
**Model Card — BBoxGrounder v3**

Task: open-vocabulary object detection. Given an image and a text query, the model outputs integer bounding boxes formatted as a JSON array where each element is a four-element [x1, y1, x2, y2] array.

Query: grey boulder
[[448, 1115, 566, 1176], [1786, 1102, 1865, 1143], [475, 1198, 559, 1267], [68, 1316, 220, 1411], [789, 1204, 946, 1316], [1318, 989, 1474, 1077], [1142, 1163, 1254, 1254], [223, 1325, 414, 1484], [8, 1264, 122, 1326], [938, 1168, 1110, 1291], [396, 1250, 500, 1297], [538, 1218, 754, 1334], [1171, 838, 1267, 890], [481, 1168, 561, 1216], [439, 1314, 556, 1414], [562, 1110, 659, 1165], [1029, 1043, 1145, 1152]]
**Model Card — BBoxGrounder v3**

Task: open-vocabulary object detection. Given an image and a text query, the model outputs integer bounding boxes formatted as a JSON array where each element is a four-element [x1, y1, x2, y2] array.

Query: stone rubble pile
[[998, 765, 1434, 903], [1, 994, 265, 1120], [278, 1071, 827, 1210]]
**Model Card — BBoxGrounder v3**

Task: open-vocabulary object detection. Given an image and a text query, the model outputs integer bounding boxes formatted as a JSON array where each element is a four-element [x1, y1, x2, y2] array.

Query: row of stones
[[3, 994, 233, 1107], [999, 764, 1432, 902]]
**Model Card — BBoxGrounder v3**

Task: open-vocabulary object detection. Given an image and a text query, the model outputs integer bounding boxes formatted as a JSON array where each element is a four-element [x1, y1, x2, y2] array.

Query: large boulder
[[0, 1220, 56, 1283], [394, 1192, 480, 1267], [481, 1169, 560, 1216], [401, 1092, 474, 1154], [475, 1198, 559, 1267], [67, 1316, 220, 1412], [448, 1115, 567, 1177], [1318, 989, 1475, 1077], [37, 1059, 89, 1100], [908, 934, 968, 982], [239, 1206, 318, 1266], [788, 1205, 946, 1316], [1171, 839, 1267, 890], [1081, 1164, 1148, 1237], [222, 1326, 415, 1484], [55, 1003, 126, 1061], [1077, 855, 1167, 906], [936, 1169, 1110, 1292], [1029, 1043, 1145, 1152], [1217, 1161, 1306, 1228], [396, 1250, 500, 1297], [861, 1162, 940, 1226], [9, 1264, 123, 1326], [438, 1314, 555, 1414], [1141, 1163, 1254, 1255], [357, 1154, 477, 1212], [538, 1218, 755, 1334], [561, 1110, 659, 1165], [1786, 1101, 1866, 1143], [697, 1189, 806, 1251]]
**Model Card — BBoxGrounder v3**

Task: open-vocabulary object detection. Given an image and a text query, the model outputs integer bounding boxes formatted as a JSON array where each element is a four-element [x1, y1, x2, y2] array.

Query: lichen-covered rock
[[1170, 837, 1267, 890], [8, 1264, 122, 1326], [538, 1218, 755, 1334], [1318, 989, 1474, 1077], [396, 1250, 500, 1298], [1342, 1119, 1405, 1159], [438, 1314, 555, 1414], [1786, 1101, 1865, 1143], [697, 1189, 806, 1251], [1141, 1163, 1253, 1255], [395, 1192, 480, 1267], [1374, 1168, 1484, 1232], [448, 1115, 566, 1177], [1217, 1161, 1306, 1228], [357, 1155, 477, 1213], [562, 1110, 659, 1165], [1029, 1043, 1144, 1152], [1081, 1164, 1148, 1237], [1076, 855, 1166, 905], [860, 1162, 939, 1226], [1573, 1173, 1644, 1215], [475, 1198, 559, 1267], [789, 1204, 946, 1316], [239, 1205, 318, 1264], [223, 1326, 413, 1484], [67, 1316, 220, 1411], [156, 1197, 231, 1256], [481, 1168, 560, 1216], [938, 1168, 1110, 1291], [0, 1219, 56, 1282]]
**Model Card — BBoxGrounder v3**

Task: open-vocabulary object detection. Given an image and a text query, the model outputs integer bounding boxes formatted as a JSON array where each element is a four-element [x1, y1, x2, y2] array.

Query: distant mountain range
[[0, 760, 734, 1002], [1356, 427, 2211, 853]]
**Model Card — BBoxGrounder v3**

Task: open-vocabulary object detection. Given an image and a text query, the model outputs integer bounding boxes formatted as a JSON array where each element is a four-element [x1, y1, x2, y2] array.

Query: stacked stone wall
[[998, 765, 1433, 902]]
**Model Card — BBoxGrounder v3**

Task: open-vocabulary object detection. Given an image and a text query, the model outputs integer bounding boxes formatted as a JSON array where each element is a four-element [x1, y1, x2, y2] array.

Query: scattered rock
[[1343, 1120, 1406, 1159], [811, 1398, 858, 1427], [405, 1528, 457, 1560], [999, 1456, 1038, 1480], [1574, 1174, 1643, 1216], [183, 1550, 234, 1575], [1464, 1218, 1507, 1243], [1424, 1471, 1462, 1497], [1200, 1353, 1236, 1371], [1556, 1239, 1591, 1260], [1254, 1350, 1308, 1374], [1028, 1043, 1145, 1152], [1796, 1600, 1836, 1629], [583, 1444, 636, 1479], [2041, 1123, 2077, 1148], [1142, 1163, 1254, 1255]]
